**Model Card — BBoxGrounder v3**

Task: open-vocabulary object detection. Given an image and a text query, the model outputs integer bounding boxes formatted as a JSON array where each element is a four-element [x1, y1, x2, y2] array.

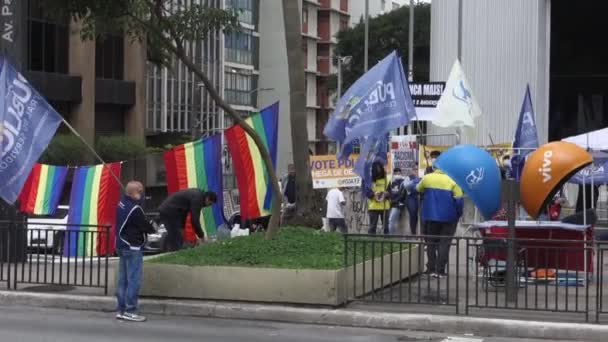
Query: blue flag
[[355, 134, 389, 197], [569, 160, 608, 184], [0, 57, 63, 204], [511, 85, 539, 180], [324, 51, 415, 147]]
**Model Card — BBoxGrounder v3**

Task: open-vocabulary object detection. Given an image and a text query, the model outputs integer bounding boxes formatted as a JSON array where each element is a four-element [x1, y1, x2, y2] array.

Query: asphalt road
[[0, 306, 577, 342]]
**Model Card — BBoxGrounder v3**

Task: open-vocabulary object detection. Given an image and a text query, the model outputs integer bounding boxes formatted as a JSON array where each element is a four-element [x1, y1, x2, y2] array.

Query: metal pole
[[505, 180, 518, 303], [364, 0, 369, 72], [458, 0, 463, 61], [337, 57, 343, 98], [408, 0, 415, 82]]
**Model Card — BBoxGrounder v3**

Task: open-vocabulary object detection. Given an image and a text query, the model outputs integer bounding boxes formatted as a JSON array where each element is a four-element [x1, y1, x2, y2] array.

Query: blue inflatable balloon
[[434, 144, 502, 219]]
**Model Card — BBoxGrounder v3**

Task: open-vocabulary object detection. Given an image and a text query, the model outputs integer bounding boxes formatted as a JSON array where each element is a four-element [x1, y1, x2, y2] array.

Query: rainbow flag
[[164, 134, 224, 240], [65, 163, 122, 257], [225, 102, 278, 221], [18, 164, 68, 216]]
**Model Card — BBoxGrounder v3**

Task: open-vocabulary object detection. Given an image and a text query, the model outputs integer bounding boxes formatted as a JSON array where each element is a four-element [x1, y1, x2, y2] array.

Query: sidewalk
[[0, 290, 606, 341]]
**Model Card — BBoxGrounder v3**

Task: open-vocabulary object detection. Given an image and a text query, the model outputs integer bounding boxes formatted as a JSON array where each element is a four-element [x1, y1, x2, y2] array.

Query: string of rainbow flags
[[18, 103, 280, 257]]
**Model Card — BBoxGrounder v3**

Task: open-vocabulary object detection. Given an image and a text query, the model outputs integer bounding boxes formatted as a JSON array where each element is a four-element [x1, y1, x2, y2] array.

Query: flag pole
[[60, 118, 125, 190]]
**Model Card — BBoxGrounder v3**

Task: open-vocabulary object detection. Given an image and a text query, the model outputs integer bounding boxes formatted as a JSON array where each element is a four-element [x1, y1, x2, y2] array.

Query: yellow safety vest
[[368, 178, 390, 211]]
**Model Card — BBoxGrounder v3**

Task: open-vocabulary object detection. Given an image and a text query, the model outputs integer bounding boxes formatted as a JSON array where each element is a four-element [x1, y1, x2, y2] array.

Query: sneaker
[[121, 312, 147, 322], [432, 272, 447, 279], [115, 312, 124, 320]]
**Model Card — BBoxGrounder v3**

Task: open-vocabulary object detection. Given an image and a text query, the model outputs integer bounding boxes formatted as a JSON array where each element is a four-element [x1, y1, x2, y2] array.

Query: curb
[[0, 291, 605, 341]]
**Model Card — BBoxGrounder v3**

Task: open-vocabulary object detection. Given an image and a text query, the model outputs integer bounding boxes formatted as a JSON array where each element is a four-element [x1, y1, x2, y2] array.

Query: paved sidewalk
[[0, 291, 606, 341]]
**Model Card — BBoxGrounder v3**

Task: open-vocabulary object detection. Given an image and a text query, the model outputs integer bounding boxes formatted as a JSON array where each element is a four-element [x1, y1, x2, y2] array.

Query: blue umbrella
[[434, 144, 502, 219]]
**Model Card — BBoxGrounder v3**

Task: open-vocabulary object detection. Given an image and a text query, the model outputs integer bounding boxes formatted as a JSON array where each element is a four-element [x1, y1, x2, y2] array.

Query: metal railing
[[344, 234, 608, 323], [0, 222, 112, 294]]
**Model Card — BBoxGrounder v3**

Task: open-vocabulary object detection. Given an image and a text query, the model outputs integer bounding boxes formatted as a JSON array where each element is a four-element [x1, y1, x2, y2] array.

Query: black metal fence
[[0, 222, 111, 294], [344, 234, 608, 323]]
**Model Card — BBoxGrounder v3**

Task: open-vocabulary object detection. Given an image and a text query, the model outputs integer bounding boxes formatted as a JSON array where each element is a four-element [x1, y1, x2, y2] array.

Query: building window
[[226, 0, 255, 25], [225, 71, 254, 106], [225, 30, 254, 65], [95, 34, 124, 80], [27, 0, 69, 73], [340, 18, 349, 31], [302, 8, 308, 33]]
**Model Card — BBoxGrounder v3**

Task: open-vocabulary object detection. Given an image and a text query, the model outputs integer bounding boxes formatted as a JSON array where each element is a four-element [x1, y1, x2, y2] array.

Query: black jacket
[[116, 195, 155, 251], [158, 188, 207, 238]]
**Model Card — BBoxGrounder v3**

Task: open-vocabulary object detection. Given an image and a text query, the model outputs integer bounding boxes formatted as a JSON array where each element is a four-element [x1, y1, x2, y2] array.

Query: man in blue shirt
[[115, 181, 156, 322]]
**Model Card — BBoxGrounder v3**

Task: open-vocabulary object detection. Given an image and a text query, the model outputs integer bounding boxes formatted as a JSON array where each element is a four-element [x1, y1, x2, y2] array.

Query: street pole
[[364, 0, 369, 72], [337, 57, 342, 98], [406, 0, 415, 136], [458, 0, 463, 61], [505, 180, 519, 303]]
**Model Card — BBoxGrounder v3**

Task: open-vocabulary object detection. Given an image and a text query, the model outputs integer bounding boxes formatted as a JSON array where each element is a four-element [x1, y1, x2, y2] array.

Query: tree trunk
[[281, 0, 323, 227], [170, 43, 282, 239]]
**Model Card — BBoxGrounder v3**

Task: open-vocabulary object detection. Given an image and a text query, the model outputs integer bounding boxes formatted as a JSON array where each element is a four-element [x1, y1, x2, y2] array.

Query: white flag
[[433, 60, 482, 129]]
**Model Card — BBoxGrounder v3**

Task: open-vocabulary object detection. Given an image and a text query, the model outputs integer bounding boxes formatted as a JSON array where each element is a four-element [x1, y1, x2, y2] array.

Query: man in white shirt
[[326, 187, 348, 233]]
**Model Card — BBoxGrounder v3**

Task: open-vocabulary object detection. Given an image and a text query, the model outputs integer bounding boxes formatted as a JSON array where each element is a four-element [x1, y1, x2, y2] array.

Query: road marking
[[441, 338, 483, 342]]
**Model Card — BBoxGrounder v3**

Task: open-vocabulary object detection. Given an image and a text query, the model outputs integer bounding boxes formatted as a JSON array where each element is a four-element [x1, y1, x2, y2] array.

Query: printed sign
[[408, 82, 446, 121], [390, 135, 418, 176], [418, 145, 450, 175], [311, 154, 392, 189]]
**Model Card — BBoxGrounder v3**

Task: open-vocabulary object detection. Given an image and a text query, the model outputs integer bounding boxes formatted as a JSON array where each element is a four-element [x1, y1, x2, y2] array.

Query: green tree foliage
[[40, 135, 91, 166], [96, 136, 146, 163], [335, 4, 431, 91]]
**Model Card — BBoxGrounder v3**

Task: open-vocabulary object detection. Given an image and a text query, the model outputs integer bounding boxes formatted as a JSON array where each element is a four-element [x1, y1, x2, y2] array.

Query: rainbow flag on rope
[[65, 163, 122, 257], [224, 102, 278, 221], [164, 134, 224, 241], [18, 164, 68, 216]]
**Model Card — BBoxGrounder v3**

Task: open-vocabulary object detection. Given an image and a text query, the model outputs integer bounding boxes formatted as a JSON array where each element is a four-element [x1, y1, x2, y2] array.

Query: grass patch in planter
[[150, 227, 409, 270]]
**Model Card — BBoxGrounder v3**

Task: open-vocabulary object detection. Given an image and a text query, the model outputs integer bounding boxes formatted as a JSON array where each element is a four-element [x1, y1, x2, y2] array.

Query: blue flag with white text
[[511, 85, 539, 180], [0, 57, 63, 203], [324, 51, 415, 148]]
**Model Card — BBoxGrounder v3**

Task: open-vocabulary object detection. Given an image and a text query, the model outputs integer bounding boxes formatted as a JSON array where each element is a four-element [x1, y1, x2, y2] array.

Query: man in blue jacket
[[115, 181, 156, 322], [416, 166, 463, 278]]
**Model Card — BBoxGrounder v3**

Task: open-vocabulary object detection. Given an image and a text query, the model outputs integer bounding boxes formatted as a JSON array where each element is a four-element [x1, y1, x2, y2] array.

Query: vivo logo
[[538, 150, 553, 183]]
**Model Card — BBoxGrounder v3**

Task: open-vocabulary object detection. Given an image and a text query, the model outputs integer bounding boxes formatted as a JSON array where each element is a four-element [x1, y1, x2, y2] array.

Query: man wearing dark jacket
[[158, 188, 217, 251], [116, 181, 155, 322]]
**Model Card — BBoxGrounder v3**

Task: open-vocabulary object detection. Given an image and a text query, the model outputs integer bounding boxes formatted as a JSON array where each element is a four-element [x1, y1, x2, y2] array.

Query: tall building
[[145, 0, 224, 138], [259, 0, 350, 175], [349, 0, 407, 26], [2, 0, 146, 144], [224, 0, 261, 118], [429, 0, 608, 146]]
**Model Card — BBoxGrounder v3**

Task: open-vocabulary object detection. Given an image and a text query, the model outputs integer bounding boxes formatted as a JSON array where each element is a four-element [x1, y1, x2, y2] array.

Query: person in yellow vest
[[366, 161, 390, 235]]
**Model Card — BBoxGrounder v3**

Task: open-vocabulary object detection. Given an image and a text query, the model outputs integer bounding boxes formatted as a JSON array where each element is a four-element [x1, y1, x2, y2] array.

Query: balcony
[[225, 89, 255, 107], [318, 58, 330, 75]]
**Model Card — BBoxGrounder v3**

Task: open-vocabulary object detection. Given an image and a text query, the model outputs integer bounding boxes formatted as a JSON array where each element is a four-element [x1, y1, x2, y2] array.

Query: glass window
[[27, 0, 69, 73], [225, 30, 254, 65], [95, 34, 124, 80], [226, 0, 255, 25], [225, 71, 254, 106]]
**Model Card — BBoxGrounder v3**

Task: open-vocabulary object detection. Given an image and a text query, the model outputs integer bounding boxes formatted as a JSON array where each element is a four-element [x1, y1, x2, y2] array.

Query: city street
[[0, 305, 576, 342]]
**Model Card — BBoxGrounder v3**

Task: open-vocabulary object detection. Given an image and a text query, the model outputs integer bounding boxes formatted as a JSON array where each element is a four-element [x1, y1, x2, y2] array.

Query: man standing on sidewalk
[[415, 166, 463, 278], [325, 187, 348, 233], [116, 181, 156, 322], [281, 164, 297, 223]]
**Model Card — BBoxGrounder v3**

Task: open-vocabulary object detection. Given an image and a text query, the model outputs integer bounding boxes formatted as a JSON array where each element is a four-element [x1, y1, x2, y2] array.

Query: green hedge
[[151, 227, 408, 270], [40, 135, 91, 165], [95, 136, 146, 162]]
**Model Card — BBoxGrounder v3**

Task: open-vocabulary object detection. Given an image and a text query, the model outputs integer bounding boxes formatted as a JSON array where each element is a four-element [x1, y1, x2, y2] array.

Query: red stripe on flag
[[225, 125, 261, 220], [19, 164, 42, 214], [163, 149, 179, 194], [96, 163, 122, 256]]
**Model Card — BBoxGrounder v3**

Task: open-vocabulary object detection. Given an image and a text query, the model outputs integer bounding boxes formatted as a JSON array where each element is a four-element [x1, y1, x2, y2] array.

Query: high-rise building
[[145, 0, 224, 138], [4, 0, 147, 144], [259, 0, 350, 175], [349, 0, 407, 26]]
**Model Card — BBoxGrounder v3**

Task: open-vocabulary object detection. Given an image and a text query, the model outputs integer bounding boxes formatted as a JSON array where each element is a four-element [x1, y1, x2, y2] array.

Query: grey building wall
[[428, 0, 551, 147], [258, 0, 293, 177]]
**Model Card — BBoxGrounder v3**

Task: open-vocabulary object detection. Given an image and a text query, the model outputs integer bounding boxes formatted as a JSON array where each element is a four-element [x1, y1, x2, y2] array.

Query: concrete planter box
[[137, 245, 421, 306]]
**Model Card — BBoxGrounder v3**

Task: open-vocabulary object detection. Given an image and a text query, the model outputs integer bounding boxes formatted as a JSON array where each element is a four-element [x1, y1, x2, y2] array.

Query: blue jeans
[[406, 196, 419, 235], [388, 207, 402, 234], [116, 249, 144, 313]]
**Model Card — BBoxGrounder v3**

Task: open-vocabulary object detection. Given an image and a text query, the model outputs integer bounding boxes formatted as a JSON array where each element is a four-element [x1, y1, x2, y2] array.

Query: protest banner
[[311, 154, 392, 189], [390, 135, 417, 175]]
